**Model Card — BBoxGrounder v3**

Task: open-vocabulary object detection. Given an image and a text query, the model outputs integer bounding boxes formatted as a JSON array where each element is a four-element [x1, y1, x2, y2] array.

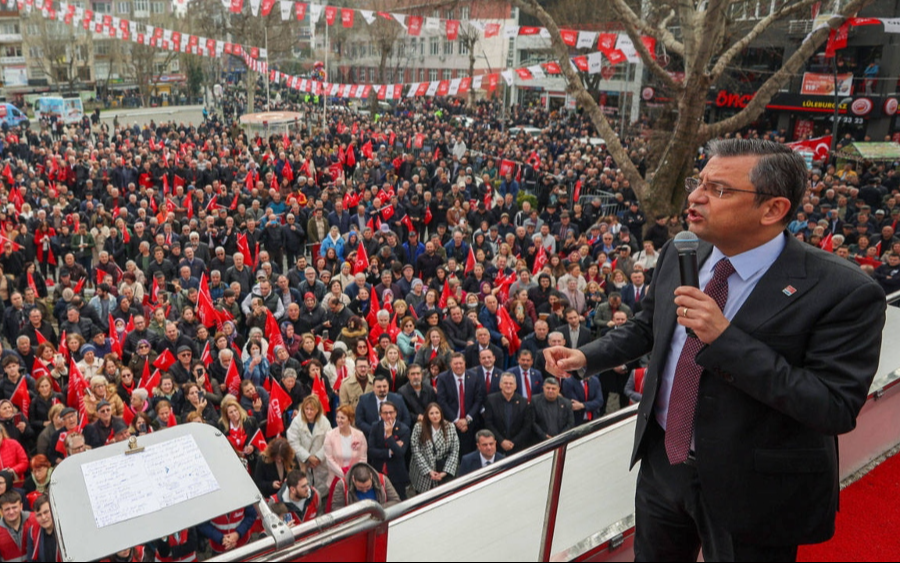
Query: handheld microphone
[[673, 231, 700, 337]]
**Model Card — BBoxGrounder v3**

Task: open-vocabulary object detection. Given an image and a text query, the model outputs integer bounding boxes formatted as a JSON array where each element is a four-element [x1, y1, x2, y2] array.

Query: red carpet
[[798, 452, 900, 562]]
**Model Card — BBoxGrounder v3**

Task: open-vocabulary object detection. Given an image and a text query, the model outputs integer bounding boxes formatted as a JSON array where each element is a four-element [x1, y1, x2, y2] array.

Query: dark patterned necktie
[[665, 258, 735, 465]]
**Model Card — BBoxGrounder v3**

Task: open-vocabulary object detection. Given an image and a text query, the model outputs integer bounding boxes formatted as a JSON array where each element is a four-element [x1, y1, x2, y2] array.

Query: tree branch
[[619, 23, 682, 92], [701, 0, 877, 140], [607, 0, 685, 58], [710, 0, 821, 81]]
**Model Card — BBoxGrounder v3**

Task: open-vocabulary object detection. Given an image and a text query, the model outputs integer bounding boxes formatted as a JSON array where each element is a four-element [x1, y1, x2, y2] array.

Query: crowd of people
[[0, 80, 894, 560]]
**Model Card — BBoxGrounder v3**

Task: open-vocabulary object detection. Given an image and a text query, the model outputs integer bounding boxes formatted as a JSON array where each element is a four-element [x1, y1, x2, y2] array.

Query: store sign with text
[[801, 72, 853, 97], [714, 90, 755, 109]]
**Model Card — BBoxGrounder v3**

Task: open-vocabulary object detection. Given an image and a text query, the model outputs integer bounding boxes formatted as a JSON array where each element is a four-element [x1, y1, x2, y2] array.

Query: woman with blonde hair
[[286, 395, 332, 499], [413, 327, 452, 368], [374, 344, 408, 392], [84, 375, 124, 422], [218, 396, 261, 462], [323, 404, 366, 511]]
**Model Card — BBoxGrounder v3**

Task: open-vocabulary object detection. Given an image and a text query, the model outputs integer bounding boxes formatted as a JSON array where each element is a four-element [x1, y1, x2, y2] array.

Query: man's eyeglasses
[[684, 177, 762, 199]]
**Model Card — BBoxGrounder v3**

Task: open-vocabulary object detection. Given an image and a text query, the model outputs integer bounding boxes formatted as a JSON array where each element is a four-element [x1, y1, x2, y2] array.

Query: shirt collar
[[708, 233, 785, 282]]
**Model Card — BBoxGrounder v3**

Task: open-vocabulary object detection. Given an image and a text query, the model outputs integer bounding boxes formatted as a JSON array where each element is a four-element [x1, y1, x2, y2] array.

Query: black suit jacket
[[355, 392, 412, 437], [397, 382, 437, 421], [458, 451, 505, 477], [467, 367, 502, 396], [620, 283, 647, 313], [367, 421, 411, 488], [561, 324, 591, 349], [579, 234, 886, 545], [463, 344, 503, 369], [483, 393, 534, 454], [436, 370, 486, 425]]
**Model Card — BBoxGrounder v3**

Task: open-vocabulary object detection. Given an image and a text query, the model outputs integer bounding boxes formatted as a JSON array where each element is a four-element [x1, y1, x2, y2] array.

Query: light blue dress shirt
[[655, 233, 787, 431]]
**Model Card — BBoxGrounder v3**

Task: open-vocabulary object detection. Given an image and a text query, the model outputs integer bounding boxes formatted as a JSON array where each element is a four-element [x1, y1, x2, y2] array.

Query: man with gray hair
[[298, 266, 327, 302]]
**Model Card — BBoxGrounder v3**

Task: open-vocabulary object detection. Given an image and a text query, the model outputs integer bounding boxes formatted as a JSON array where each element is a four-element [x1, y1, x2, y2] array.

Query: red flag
[[345, 146, 356, 168], [200, 341, 213, 368], [122, 405, 135, 426], [59, 330, 69, 364], [246, 169, 257, 190], [225, 357, 242, 397], [438, 279, 451, 309], [268, 379, 293, 414], [173, 175, 185, 190], [185, 193, 194, 219], [108, 314, 123, 357], [282, 161, 294, 182], [67, 359, 89, 424], [250, 428, 268, 452], [499, 159, 517, 178], [10, 377, 29, 419], [96, 268, 107, 287], [497, 306, 521, 354], [264, 309, 286, 362], [368, 342, 379, 371], [139, 362, 161, 392], [2, 163, 13, 184], [125, 315, 134, 332], [197, 274, 218, 328], [820, 232, 834, 253], [153, 348, 176, 372], [266, 393, 284, 437], [424, 206, 433, 225], [464, 246, 476, 276], [361, 141, 374, 160], [380, 205, 394, 221], [150, 277, 160, 305], [162, 174, 169, 195], [26, 272, 38, 296], [533, 244, 548, 275], [73, 277, 85, 295], [230, 192, 239, 210], [401, 215, 414, 233], [237, 233, 253, 269], [353, 242, 369, 275], [367, 287, 380, 328]]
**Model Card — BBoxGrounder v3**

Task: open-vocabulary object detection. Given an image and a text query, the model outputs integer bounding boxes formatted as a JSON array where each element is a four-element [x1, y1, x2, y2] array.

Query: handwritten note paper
[[81, 434, 220, 529]]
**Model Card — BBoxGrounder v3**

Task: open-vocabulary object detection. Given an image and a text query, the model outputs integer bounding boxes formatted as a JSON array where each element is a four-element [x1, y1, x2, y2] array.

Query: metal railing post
[[539, 446, 568, 562]]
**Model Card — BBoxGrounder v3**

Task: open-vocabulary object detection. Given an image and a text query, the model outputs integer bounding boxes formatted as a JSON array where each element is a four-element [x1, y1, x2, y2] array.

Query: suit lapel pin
[[782, 285, 797, 297]]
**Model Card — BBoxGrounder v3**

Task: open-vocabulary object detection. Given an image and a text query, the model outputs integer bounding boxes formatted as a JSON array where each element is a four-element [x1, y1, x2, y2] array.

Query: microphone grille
[[673, 231, 700, 252]]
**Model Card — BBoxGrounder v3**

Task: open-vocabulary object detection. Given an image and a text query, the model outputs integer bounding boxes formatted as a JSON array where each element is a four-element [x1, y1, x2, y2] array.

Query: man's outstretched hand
[[543, 347, 587, 377]]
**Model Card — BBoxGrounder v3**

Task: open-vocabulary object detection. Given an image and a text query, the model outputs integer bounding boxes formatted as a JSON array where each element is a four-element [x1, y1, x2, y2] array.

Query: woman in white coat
[[286, 395, 333, 502]]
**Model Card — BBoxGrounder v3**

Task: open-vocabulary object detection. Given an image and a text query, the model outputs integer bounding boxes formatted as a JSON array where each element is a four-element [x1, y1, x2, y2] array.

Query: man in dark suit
[[483, 373, 534, 455], [366, 399, 411, 500], [397, 365, 436, 424], [468, 348, 502, 397], [458, 430, 505, 477], [621, 270, 649, 314], [507, 349, 543, 402], [463, 328, 503, 369], [355, 375, 411, 436], [544, 140, 886, 561], [561, 374, 603, 425], [560, 308, 591, 349], [531, 377, 574, 441], [436, 353, 486, 455]]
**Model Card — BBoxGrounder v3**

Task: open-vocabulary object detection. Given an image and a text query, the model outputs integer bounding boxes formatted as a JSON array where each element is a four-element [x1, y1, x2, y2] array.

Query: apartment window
[[432, 10, 439, 17], [458, 70, 468, 78], [445, 9, 453, 19], [78, 66, 92, 80], [369, 68, 375, 81], [116, 2, 129, 14], [26, 24, 39, 36], [133, 0, 149, 11], [429, 37, 439, 56], [95, 42, 110, 55], [3, 46, 22, 57], [429, 69, 437, 81], [0, 23, 20, 34], [461, 6, 470, 20], [154, 62, 167, 74], [419, 39, 424, 55], [385, 69, 392, 82], [28, 46, 43, 59], [443, 41, 453, 56], [28, 65, 45, 78], [442, 69, 452, 80], [93, 2, 111, 13], [151, 1, 165, 14], [368, 43, 376, 57]]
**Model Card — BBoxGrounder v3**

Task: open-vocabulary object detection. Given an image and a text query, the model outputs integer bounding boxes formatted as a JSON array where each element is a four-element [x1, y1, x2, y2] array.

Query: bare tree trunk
[[246, 69, 256, 115], [468, 48, 476, 109]]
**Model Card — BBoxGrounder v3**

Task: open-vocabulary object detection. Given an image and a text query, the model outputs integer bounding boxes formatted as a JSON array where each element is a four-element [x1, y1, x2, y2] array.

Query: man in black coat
[[436, 353, 486, 456], [397, 365, 436, 424], [483, 373, 534, 456], [367, 399, 411, 500], [463, 328, 503, 370], [441, 306, 476, 352]]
